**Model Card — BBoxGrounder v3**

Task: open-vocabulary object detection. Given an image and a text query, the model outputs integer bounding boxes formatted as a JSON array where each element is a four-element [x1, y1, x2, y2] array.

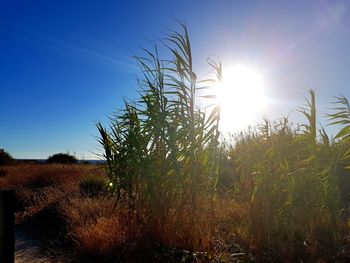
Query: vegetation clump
[[98, 24, 221, 253], [79, 175, 107, 197], [96, 25, 350, 261], [47, 153, 78, 164], [0, 150, 15, 165]]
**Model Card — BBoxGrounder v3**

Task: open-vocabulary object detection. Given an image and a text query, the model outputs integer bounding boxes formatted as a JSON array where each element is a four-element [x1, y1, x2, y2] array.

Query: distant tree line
[[0, 150, 78, 165]]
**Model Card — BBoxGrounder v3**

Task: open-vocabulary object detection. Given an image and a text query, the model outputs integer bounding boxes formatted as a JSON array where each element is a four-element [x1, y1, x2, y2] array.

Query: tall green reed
[[96, 24, 350, 260], [228, 90, 343, 260], [97, 24, 221, 250]]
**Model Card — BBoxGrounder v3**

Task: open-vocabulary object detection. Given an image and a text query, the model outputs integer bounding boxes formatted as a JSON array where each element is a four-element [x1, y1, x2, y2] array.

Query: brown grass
[[1, 163, 349, 261], [0, 163, 104, 189], [0, 163, 106, 223], [0, 164, 142, 258], [59, 196, 127, 256]]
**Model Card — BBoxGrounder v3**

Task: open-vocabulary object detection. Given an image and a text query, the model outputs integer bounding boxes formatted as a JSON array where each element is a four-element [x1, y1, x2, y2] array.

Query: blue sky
[[1, 0, 350, 159]]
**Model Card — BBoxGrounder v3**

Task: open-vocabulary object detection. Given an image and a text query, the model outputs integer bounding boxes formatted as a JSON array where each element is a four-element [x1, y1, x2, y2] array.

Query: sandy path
[[15, 229, 54, 263]]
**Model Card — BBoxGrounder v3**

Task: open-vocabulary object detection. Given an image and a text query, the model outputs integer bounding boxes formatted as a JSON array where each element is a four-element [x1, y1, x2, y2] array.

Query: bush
[[0, 168, 6, 177], [47, 153, 77, 164], [79, 175, 106, 197], [0, 150, 15, 165]]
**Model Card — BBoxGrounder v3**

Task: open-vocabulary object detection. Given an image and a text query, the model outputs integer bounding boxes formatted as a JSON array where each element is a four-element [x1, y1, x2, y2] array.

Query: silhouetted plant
[[97, 24, 221, 251], [96, 24, 350, 261], [227, 90, 343, 260], [0, 150, 15, 165], [328, 95, 350, 165], [47, 153, 77, 164]]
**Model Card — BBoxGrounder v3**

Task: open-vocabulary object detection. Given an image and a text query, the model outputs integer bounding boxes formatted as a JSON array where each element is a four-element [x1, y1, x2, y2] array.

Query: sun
[[216, 64, 267, 133]]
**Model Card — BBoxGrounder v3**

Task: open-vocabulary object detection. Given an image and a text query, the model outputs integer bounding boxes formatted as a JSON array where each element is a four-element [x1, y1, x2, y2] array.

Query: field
[[1, 141, 350, 263]]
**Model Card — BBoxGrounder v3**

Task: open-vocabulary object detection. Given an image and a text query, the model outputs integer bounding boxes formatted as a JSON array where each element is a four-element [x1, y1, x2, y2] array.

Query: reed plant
[[97, 24, 221, 251], [97, 25, 350, 261], [226, 90, 349, 261]]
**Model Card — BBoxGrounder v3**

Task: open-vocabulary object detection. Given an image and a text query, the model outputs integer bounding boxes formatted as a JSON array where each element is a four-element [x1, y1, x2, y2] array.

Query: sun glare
[[216, 64, 266, 133]]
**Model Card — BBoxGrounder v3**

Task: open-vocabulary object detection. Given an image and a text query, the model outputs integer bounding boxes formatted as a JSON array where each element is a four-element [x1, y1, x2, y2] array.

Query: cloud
[[12, 26, 138, 72], [318, 1, 347, 30]]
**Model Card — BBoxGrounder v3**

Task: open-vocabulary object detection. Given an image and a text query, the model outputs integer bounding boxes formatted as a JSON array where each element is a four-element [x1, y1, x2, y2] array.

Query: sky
[[1, 0, 350, 159]]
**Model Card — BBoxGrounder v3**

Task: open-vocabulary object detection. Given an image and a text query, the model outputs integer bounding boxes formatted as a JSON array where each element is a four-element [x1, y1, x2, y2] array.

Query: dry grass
[[0, 164, 145, 258], [59, 196, 127, 256], [0, 163, 104, 189], [0, 163, 106, 223], [1, 162, 349, 261], [0, 162, 346, 262], [74, 216, 124, 255]]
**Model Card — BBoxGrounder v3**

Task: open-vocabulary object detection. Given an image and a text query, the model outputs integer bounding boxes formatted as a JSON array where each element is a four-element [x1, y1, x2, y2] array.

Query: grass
[[0, 164, 108, 254], [60, 196, 126, 256], [79, 175, 107, 197], [0, 156, 349, 261]]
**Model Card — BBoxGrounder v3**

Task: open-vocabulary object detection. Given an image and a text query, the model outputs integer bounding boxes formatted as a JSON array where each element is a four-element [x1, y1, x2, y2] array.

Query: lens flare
[[216, 64, 267, 132]]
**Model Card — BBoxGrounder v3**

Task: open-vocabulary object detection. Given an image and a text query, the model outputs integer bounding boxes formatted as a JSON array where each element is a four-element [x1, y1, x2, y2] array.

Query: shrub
[[47, 153, 77, 164], [0, 150, 15, 165], [0, 168, 6, 177], [79, 175, 106, 197]]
